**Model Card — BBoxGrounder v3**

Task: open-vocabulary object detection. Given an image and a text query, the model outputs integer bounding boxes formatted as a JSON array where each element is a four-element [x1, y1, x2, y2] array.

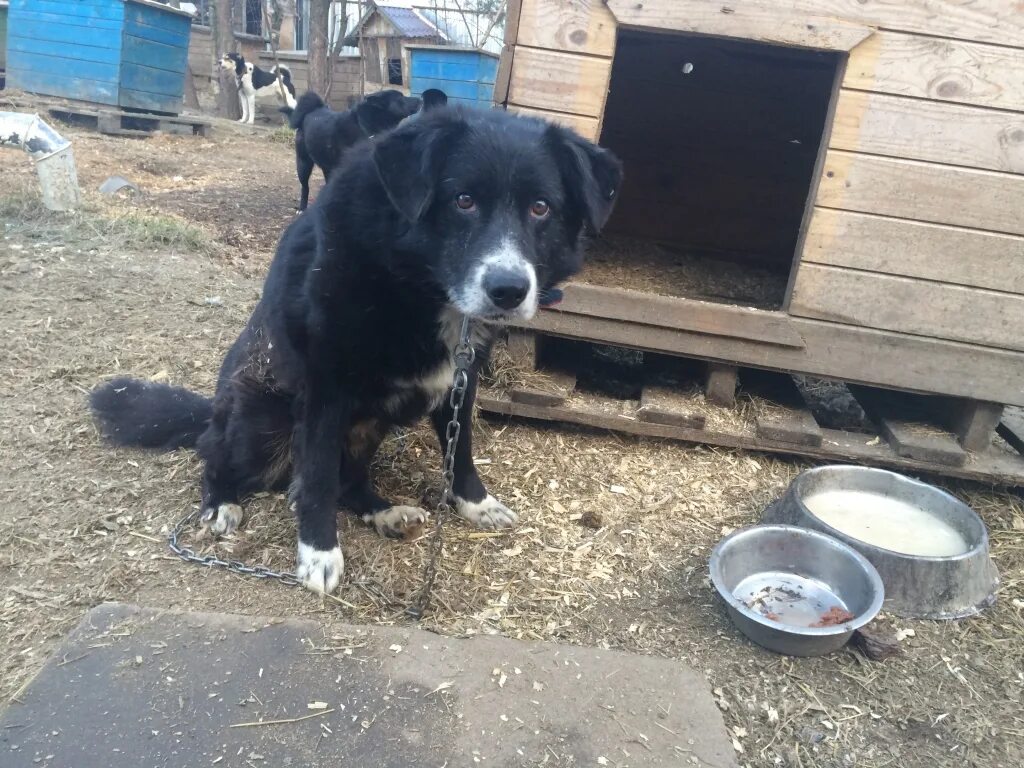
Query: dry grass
[[266, 125, 297, 145], [480, 337, 562, 394], [582, 234, 788, 309], [1, 121, 1023, 768]]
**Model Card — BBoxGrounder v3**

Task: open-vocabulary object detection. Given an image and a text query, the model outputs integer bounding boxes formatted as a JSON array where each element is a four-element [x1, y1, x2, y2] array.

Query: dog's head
[[220, 52, 244, 75], [421, 89, 448, 112], [356, 90, 423, 137], [372, 107, 622, 322]]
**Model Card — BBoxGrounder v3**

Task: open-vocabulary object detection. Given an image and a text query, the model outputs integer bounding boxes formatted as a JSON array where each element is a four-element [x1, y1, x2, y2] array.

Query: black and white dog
[[90, 107, 622, 594], [220, 52, 297, 125], [286, 89, 421, 211]]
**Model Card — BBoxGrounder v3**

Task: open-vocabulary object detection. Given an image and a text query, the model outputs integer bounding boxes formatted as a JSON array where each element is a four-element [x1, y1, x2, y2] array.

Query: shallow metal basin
[[763, 465, 998, 619], [710, 525, 885, 656]]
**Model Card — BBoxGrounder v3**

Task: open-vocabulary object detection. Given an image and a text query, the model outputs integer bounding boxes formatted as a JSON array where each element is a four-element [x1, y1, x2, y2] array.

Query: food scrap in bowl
[[812, 606, 855, 627]]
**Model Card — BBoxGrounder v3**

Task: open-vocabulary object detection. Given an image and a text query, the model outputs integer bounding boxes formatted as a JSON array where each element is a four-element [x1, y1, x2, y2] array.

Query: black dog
[[90, 107, 622, 594], [399, 88, 448, 128], [285, 89, 421, 211]]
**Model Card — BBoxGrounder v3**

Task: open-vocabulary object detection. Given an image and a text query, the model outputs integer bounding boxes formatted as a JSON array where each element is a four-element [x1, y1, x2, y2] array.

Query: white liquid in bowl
[[802, 489, 969, 557]]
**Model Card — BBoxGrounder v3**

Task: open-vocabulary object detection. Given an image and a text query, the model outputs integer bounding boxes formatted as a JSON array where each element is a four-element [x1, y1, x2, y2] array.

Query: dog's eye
[[455, 193, 476, 211], [530, 200, 551, 219]]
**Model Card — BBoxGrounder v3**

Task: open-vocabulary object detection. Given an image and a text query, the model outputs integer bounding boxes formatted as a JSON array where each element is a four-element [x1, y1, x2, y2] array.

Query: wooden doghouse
[[344, 2, 446, 95], [7, 0, 193, 114], [486, 1, 1024, 484]]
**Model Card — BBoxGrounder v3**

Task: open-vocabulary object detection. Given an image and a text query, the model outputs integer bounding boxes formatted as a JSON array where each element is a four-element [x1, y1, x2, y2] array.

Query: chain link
[[406, 314, 475, 619], [168, 506, 301, 586], [166, 315, 476, 619]]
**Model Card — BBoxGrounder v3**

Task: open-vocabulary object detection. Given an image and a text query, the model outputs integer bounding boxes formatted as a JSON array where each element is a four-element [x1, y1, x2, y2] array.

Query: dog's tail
[[286, 91, 325, 129], [90, 377, 212, 451]]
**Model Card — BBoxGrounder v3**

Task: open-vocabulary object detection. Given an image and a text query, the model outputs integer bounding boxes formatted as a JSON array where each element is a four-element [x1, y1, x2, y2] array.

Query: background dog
[[285, 89, 420, 211], [220, 52, 297, 125], [399, 88, 448, 128], [90, 106, 622, 594]]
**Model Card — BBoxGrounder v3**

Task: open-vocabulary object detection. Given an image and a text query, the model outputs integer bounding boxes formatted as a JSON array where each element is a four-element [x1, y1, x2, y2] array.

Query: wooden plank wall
[[787, 2, 1024, 356], [5, 0, 126, 107], [500, 0, 617, 141], [119, 1, 191, 114]]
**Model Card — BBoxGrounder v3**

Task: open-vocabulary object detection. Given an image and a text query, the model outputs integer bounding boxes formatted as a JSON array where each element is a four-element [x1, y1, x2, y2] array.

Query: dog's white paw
[[202, 503, 243, 536], [363, 506, 429, 539], [455, 495, 518, 529], [296, 542, 344, 594]]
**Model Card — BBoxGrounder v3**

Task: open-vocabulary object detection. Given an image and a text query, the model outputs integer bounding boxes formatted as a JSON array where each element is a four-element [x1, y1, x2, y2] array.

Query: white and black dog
[[90, 107, 622, 594], [220, 52, 297, 125]]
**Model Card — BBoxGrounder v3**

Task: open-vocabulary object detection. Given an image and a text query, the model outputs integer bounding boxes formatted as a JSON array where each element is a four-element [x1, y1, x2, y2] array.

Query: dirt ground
[[2, 102, 1023, 768]]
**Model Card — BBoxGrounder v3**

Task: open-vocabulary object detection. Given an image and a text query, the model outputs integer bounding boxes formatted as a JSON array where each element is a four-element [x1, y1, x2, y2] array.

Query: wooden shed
[[6, 0, 193, 114], [406, 45, 498, 108], [487, 0, 1024, 484], [344, 2, 446, 94]]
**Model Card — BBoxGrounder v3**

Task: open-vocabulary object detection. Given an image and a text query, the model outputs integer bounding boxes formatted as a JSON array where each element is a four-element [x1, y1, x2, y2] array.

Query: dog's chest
[[379, 312, 484, 420]]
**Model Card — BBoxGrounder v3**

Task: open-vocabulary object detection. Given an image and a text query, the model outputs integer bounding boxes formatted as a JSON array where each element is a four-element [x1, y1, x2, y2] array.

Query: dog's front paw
[[364, 506, 429, 539], [296, 542, 344, 594], [201, 503, 243, 536], [455, 495, 518, 529]]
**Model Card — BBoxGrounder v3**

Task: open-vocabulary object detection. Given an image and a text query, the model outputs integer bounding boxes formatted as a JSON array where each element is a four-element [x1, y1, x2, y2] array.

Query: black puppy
[[90, 107, 622, 594], [286, 89, 421, 211]]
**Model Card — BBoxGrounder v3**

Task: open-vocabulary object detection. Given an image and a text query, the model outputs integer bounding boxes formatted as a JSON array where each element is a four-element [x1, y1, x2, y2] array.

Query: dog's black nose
[[484, 269, 530, 310]]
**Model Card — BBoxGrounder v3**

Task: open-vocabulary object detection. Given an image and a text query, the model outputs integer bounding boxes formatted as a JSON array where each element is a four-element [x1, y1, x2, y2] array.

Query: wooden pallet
[[479, 330, 1024, 486], [46, 102, 210, 137]]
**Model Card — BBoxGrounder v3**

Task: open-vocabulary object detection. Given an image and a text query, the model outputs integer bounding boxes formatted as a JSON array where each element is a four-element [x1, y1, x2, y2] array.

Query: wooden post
[[212, 0, 241, 119], [505, 329, 537, 370], [952, 400, 1004, 452], [183, 63, 201, 110], [705, 363, 738, 407]]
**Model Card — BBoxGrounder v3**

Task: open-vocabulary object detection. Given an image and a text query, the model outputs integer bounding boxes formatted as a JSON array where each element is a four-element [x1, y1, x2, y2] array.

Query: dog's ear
[[546, 125, 623, 233], [372, 114, 465, 222]]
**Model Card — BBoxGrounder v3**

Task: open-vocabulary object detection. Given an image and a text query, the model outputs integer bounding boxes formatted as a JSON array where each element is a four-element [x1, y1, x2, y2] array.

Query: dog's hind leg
[[196, 385, 292, 537], [196, 405, 247, 537], [337, 420, 428, 539]]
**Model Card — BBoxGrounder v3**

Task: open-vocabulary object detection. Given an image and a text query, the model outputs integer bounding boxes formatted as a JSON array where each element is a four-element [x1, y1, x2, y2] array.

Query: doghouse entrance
[[587, 31, 841, 310]]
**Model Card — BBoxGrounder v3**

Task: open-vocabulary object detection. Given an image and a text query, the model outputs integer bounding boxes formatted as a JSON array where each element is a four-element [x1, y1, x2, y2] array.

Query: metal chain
[[406, 314, 475, 619], [166, 315, 476, 618], [168, 506, 301, 586]]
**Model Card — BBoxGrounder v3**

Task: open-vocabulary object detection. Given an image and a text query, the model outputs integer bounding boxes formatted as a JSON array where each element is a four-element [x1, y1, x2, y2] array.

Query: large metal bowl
[[763, 465, 998, 619], [710, 525, 885, 656]]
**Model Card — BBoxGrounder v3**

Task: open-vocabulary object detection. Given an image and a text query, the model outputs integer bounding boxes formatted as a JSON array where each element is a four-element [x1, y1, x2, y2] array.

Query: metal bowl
[[763, 465, 998, 620], [710, 525, 885, 656]]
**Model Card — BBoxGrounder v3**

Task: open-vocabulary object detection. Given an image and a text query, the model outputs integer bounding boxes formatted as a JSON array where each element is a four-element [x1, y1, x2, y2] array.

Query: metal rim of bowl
[[710, 524, 886, 637], [791, 466, 989, 563]]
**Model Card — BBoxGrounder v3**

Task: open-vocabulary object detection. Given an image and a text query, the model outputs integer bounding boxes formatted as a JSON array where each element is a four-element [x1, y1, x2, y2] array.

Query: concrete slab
[[0, 603, 737, 768]]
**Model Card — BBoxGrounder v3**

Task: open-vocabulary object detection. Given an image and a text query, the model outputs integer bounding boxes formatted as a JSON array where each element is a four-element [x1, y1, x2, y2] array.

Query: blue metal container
[[6, 0, 193, 115], [408, 45, 498, 108]]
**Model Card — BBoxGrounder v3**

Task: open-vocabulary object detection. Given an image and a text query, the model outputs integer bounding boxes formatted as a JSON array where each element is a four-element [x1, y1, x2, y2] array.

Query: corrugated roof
[[377, 5, 444, 39]]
